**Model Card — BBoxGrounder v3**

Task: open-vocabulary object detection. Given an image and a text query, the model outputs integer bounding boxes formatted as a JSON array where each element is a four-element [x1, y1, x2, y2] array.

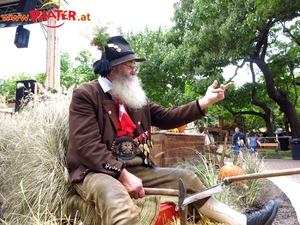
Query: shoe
[[247, 199, 279, 225]]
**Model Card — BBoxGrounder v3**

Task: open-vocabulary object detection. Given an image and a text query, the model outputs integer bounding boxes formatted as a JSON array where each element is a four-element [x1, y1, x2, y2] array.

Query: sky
[[0, 0, 252, 85]]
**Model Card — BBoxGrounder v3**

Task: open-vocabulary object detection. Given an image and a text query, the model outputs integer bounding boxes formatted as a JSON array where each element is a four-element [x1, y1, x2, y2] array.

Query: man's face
[[109, 61, 147, 109], [118, 61, 138, 76], [108, 60, 138, 81]]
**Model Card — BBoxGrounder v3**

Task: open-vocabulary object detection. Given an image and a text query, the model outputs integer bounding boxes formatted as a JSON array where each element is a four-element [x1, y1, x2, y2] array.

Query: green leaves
[[90, 22, 110, 48], [60, 51, 97, 89]]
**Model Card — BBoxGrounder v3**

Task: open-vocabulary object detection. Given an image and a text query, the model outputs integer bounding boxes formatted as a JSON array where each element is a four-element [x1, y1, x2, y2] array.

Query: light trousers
[[74, 166, 246, 225]]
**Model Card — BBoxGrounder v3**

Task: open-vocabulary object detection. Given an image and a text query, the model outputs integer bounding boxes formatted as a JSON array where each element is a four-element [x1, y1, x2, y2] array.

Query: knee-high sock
[[199, 197, 247, 225]]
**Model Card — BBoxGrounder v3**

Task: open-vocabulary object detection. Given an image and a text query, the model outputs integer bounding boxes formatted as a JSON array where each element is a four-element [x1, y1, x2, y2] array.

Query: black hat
[[93, 36, 146, 77]]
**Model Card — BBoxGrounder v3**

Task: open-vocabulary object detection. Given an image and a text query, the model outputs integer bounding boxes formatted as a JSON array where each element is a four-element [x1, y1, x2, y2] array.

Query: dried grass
[[166, 214, 227, 225], [0, 92, 72, 224]]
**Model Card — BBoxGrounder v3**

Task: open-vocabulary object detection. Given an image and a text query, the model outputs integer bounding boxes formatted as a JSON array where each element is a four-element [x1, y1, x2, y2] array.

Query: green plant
[[177, 150, 220, 189], [90, 23, 110, 49]]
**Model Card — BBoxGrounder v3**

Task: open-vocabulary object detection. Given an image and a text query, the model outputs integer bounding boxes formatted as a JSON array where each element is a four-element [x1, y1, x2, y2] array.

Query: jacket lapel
[[128, 108, 150, 136], [102, 100, 118, 132]]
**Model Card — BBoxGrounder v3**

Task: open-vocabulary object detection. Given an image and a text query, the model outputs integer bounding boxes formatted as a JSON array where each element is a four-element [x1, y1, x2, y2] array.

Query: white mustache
[[110, 72, 147, 109]]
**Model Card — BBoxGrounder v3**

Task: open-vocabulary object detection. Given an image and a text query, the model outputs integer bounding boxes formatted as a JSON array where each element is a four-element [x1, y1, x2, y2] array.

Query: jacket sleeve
[[232, 134, 236, 145], [149, 101, 206, 130]]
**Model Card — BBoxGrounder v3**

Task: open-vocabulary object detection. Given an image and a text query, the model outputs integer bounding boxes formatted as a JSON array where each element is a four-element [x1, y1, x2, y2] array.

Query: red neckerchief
[[115, 101, 136, 137]]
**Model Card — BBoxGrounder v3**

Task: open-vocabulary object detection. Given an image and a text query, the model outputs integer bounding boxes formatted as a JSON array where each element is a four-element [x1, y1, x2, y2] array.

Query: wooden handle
[[144, 187, 179, 196], [178, 208, 188, 225], [224, 168, 300, 184]]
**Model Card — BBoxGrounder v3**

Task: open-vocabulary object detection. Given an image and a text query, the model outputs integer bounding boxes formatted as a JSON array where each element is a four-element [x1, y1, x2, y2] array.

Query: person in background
[[248, 130, 261, 156], [232, 127, 247, 163], [66, 35, 279, 225]]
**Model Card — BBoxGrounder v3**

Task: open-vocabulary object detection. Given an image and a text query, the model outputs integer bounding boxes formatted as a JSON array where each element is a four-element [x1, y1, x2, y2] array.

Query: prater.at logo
[[0, 1, 91, 28], [30, 1, 91, 28]]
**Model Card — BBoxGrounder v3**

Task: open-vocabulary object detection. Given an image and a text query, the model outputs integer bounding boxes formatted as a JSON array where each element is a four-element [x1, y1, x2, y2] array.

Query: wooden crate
[[150, 132, 205, 167]]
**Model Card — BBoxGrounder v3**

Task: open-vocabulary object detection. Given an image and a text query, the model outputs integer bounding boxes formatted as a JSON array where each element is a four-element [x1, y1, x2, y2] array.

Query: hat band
[[107, 51, 135, 62]]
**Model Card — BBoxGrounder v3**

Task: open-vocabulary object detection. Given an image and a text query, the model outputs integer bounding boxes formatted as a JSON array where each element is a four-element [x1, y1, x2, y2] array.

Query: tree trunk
[[250, 62, 274, 137], [256, 60, 300, 138]]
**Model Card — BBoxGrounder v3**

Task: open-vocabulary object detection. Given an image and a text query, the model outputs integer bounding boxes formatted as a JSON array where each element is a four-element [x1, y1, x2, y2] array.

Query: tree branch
[[280, 21, 300, 46], [226, 60, 246, 83]]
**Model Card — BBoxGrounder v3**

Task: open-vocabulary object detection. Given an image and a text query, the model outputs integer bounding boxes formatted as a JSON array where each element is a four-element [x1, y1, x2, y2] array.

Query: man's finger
[[139, 189, 145, 198], [223, 82, 232, 90], [211, 89, 223, 93]]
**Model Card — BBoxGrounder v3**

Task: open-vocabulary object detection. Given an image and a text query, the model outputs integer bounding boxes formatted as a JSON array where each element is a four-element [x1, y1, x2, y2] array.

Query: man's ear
[[110, 66, 118, 75], [106, 66, 117, 81]]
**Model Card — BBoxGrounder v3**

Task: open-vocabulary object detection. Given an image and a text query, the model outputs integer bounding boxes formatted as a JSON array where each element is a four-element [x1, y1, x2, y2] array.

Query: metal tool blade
[[176, 178, 188, 225], [176, 178, 186, 211], [182, 183, 224, 207]]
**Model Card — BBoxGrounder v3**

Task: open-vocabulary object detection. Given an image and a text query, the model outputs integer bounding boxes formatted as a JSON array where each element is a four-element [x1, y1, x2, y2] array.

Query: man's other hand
[[118, 168, 145, 199]]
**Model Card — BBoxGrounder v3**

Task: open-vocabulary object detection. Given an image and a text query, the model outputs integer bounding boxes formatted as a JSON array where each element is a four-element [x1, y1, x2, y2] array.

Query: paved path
[[264, 158, 300, 223]]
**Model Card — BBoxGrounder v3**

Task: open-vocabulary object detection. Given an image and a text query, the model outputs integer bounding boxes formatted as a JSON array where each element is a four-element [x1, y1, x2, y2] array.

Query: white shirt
[[98, 76, 112, 93]]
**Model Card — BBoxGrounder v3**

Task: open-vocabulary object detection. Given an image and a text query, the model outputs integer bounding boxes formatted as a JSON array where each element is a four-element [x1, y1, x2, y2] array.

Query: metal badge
[[107, 43, 122, 52], [137, 144, 144, 154], [144, 143, 149, 152], [144, 158, 148, 164]]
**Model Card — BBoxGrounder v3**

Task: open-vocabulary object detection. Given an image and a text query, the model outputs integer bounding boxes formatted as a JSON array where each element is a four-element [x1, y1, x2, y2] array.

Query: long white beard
[[110, 71, 148, 110]]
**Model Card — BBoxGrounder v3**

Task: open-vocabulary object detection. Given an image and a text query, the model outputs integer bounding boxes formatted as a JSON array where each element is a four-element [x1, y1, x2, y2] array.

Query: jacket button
[[138, 121, 141, 125], [108, 111, 112, 114]]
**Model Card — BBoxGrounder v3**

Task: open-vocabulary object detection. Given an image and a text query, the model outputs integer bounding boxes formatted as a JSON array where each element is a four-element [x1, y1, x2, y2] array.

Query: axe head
[[176, 178, 186, 211]]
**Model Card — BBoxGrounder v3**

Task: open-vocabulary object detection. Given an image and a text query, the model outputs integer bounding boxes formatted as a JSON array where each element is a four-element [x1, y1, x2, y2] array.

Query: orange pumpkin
[[218, 164, 246, 186], [177, 124, 187, 133]]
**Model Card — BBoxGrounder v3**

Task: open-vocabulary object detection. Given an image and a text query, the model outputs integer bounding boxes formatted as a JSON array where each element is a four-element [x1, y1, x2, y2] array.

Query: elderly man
[[66, 36, 278, 225]]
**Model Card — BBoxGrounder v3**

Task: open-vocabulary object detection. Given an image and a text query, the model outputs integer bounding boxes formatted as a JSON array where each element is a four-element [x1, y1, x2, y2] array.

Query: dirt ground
[[247, 179, 299, 225]]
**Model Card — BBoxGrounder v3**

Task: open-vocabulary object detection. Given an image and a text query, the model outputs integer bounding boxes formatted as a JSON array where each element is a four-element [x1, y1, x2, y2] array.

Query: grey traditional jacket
[[66, 80, 206, 183]]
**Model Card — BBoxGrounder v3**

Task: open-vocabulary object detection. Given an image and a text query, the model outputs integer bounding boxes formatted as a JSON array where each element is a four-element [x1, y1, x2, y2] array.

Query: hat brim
[[110, 54, 146, 67]]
